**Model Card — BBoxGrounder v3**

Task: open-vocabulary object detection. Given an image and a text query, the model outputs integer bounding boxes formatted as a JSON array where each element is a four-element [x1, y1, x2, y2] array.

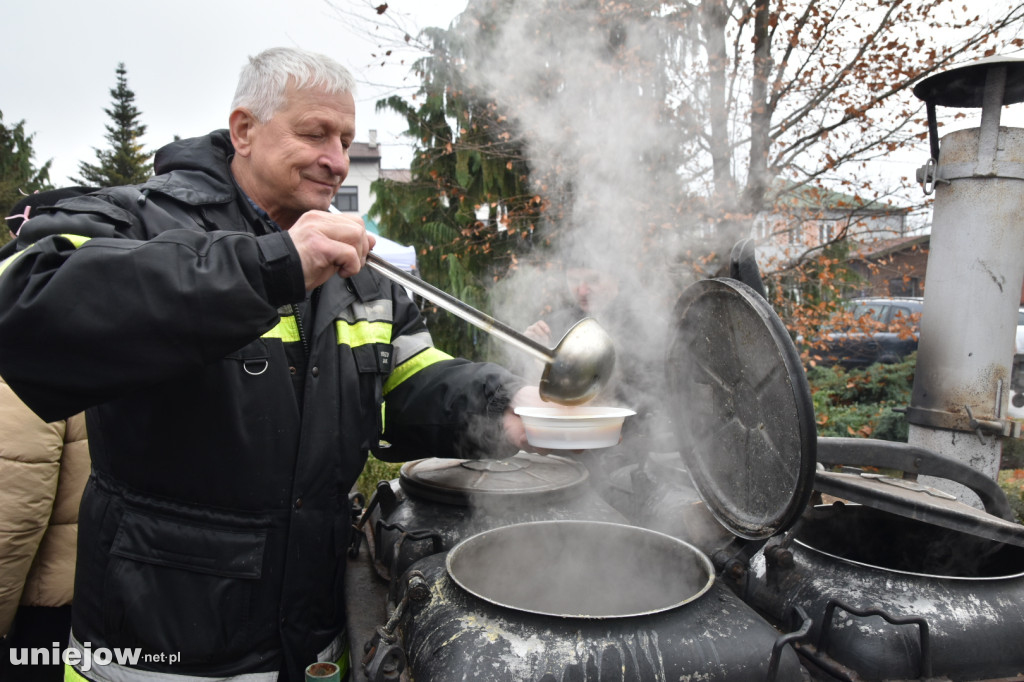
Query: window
[[888, 277, 921, 297], [850, 304, 887, 323], [333, 186, 358, 212], [887, 306, 922, 336]]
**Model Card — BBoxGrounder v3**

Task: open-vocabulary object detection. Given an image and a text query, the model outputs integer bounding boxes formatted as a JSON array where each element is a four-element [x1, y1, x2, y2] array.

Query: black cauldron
[[742, 502, 1024, 680]]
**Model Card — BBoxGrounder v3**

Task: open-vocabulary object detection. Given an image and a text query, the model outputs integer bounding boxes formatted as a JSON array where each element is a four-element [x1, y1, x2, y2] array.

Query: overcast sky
[[4, 0, 1023, 190], [1, 0, 468, 183]]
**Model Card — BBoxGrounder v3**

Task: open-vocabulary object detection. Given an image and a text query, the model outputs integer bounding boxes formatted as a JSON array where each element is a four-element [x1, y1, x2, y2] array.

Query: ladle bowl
[[365, 253, 615, 404], [539, 318, 617, 405]]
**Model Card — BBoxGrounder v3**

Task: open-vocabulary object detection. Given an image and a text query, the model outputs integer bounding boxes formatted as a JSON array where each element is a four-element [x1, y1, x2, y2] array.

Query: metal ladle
[[366, 253, 615, 405]]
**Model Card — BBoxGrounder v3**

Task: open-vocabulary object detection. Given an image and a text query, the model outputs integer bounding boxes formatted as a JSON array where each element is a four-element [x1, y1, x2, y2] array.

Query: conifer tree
[[74, 63, 153, 187], [0, 110, 52, 243]]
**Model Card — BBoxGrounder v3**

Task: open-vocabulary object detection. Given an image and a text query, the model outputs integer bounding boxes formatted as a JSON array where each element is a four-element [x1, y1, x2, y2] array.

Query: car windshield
[[806, 298, 923, 367], [849, 304, 886, 322], [823, 303, 887, 334], [888, 306, 922, 338], [821, 301, 921, 335]]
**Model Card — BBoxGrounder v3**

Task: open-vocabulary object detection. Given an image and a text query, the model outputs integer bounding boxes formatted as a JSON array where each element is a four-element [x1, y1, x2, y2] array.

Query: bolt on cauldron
[[342, 57, 1024, 682]]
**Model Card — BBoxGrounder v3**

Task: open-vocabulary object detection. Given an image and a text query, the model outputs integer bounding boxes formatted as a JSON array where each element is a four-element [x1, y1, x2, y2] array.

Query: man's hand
[[523, 320, 551, 347], [501, 385, 582, 455], [502, 386, 539, 451], [288, 211, 375, 290]]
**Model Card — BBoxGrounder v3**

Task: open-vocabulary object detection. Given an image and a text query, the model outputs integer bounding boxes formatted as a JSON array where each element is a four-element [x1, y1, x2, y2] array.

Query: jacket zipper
[[291, 286, 321, 359]]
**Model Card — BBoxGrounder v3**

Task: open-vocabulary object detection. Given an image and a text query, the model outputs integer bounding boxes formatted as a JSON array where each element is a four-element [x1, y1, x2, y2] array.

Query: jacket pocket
[[351, 343, 392, 450], [103, 508, 266, 663]]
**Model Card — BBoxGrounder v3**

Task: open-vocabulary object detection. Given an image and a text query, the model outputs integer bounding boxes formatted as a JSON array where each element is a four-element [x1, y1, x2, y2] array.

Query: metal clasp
[[243, 359, 269, 376], [916, 158, 937, 195], [767, 606, 812, 682], [963, 404, 1019, 443], [361, 571, 427, 682]]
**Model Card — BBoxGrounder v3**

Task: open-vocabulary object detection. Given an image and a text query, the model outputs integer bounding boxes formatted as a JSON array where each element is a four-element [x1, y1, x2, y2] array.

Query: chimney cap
[[913, 56, 1024, 108]]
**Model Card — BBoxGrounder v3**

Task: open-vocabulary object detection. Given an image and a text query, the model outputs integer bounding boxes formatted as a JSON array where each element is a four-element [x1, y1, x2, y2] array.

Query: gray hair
[[232, 47, 357, 122]]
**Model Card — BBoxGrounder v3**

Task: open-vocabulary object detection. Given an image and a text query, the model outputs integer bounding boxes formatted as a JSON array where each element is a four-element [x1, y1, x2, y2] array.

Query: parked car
[[806, 297, 924, 369]]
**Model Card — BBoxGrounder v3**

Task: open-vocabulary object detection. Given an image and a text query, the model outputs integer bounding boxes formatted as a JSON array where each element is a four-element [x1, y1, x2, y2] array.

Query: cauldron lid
[[399, 452, 589, 506], [667, 278, 817, 540]]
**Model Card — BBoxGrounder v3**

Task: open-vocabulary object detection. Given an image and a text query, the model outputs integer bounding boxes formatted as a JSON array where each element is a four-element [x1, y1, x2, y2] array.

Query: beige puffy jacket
[[0, 375, 89, 636]]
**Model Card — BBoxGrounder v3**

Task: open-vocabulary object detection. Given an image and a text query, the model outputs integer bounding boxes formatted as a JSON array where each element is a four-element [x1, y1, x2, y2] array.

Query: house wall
[[333, 133, 383, 218], [754, 210, 906, 272], [338, 159, 380, 217], [848, 244, 929, 297]]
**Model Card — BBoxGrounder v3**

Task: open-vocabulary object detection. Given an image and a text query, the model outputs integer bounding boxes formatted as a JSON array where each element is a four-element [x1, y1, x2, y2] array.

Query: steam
[[456, 0, 703, 278], [448, 2, 741, 554], [449, 1, 718, 450]]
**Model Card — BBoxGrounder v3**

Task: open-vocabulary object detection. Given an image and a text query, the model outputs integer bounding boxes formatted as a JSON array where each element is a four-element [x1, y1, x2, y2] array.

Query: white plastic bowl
[[513, 406, 637, 450]]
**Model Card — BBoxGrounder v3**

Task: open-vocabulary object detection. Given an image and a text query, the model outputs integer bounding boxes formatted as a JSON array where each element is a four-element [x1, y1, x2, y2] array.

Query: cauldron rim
[[793, 537, 1024, 581], [794, 504, 1024, 581], [445, 519, 715, 619]]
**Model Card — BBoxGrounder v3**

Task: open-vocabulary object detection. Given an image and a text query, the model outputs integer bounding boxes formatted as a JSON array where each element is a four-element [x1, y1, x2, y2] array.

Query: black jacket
[[0, 130, 523, 680]]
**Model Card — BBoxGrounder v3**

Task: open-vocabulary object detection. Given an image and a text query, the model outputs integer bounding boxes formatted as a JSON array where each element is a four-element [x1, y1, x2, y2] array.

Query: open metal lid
[[666, 278, 817, 540], [814, 437, 1024, 548], [399, 452, 589, 506], [814, 471, 1024, 548]]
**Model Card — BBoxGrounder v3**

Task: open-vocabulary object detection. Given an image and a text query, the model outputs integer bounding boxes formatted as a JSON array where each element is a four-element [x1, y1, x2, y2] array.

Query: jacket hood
[[146, 130, 236, 206], [155, 130, 234, 175]]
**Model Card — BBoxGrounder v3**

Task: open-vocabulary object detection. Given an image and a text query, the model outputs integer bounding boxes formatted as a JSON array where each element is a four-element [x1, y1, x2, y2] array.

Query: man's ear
[[229, 108, 258, 157]]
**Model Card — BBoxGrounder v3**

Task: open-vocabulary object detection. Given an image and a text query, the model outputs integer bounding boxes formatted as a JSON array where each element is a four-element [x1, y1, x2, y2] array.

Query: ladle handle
[[365, 253, 554, 364]]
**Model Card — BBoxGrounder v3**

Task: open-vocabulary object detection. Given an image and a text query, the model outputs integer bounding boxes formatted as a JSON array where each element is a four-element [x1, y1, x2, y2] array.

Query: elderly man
[[0, 47, 534, 681]]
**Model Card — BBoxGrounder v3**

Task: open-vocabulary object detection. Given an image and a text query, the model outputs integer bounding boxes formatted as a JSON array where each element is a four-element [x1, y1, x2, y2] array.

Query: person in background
[[524, 263, 622, 353], [0, 189, 94, 682], [524, 260, 669, 457], [525, 262, 654, 413], [0, 48, 538, 682]]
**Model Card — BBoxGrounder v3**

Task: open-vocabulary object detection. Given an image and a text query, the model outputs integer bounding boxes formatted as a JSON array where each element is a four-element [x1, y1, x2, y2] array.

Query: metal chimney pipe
[[907, 58, 1024, 505]]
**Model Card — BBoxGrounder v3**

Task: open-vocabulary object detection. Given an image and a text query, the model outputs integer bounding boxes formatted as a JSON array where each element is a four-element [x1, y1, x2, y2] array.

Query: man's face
[[566, 267, 619, 314], [233, 83, 356, 227]]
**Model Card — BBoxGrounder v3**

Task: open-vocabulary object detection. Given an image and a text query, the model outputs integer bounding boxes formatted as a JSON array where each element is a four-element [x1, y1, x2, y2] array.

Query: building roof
[[848, 233, 930, 260], [380, 169, 412, 183], [770, 181, 910, 215], [349, 141, 381, 161]]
